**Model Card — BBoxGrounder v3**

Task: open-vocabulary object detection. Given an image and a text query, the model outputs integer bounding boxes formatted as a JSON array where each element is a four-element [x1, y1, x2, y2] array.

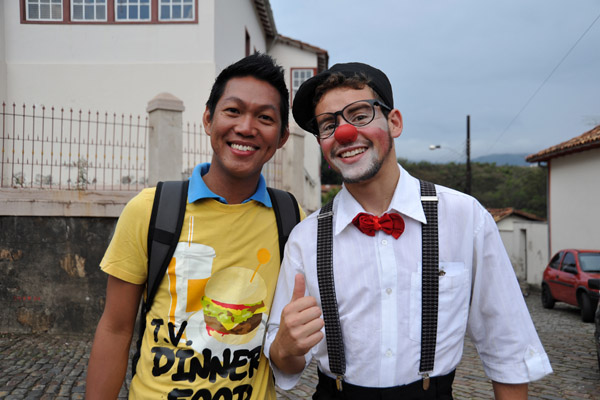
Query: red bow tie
[[352, 212, 405, 239]]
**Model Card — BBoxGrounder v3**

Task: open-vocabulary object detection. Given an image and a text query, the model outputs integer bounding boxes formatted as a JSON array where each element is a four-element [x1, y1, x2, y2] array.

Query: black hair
[[205, 53, 289, 135]]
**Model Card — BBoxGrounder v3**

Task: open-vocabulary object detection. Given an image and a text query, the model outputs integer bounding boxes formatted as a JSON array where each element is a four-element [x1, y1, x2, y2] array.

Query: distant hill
[[472, 153, 531, 166]]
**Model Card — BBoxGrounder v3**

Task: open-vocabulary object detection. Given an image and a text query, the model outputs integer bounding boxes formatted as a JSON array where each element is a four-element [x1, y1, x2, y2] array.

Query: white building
[[0, 0, 327, 212], [526, 125, 600, 256], [488, 208, 548, 290]]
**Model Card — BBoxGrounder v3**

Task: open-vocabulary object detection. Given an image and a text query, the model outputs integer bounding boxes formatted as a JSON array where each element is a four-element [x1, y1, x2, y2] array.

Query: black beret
[[292, 62, 394, 134]]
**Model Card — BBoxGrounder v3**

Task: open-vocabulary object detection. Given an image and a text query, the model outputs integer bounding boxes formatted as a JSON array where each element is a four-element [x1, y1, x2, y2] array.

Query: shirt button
[[382, 239, 388, 245], [386, 349, 393, 357], [386, 288, 392, 295]]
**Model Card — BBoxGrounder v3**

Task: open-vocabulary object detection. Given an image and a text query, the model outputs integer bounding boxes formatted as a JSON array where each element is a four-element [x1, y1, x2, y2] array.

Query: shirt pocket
[[409, 262, 470, 343]]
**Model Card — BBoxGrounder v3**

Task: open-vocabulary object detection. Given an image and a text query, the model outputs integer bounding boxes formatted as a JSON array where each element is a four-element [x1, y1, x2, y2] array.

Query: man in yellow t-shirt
[[86, 53, 297, 399]]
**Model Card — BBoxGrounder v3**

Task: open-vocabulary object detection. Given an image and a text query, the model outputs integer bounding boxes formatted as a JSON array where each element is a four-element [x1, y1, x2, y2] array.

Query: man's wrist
[[270, 336, 305, 374]]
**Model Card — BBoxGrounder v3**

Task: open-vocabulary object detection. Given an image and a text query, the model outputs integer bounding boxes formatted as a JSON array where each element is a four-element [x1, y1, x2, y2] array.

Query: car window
[[579, 253, 600, 272], [549, 252, 563, 269], [562, 252, 577, 272]]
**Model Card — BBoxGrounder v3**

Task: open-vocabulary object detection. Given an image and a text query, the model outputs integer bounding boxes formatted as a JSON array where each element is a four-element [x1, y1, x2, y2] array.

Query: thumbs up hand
[[291, 272, 308, 302], [269, 273, 324, 374]]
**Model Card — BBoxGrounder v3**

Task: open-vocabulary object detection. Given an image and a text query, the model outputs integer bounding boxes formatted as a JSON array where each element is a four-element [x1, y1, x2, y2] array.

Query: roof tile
[[526, 125, 600, 162]]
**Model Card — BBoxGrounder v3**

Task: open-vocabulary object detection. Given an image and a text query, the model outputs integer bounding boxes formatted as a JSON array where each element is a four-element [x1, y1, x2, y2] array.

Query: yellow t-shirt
[[101, 187, 287, 399]]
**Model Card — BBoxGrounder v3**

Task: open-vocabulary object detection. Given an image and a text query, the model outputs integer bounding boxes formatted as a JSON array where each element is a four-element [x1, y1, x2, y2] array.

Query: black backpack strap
[[267, 187, 301, 261], [418, 179, 439, 390], [146, 180, 189, 306], [132, 179, 189, 376]]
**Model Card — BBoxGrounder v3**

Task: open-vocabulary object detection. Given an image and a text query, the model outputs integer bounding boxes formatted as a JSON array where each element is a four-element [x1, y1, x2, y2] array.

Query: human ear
[[387, 109, 403, 139], [202, 107, 212, 136]]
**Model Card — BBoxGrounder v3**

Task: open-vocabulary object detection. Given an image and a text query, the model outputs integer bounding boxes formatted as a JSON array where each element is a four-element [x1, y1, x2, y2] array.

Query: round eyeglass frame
[[309, 99, 392, 140]]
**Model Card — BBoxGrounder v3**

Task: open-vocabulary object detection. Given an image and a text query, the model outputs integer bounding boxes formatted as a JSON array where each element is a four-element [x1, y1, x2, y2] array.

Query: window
[[26, 0, 63, 21], [579, 252, 600, 272], [116, 0, 151, 21], [21, 0, 197, 23], [549, 252, 563, 269], [159, 0, 194, 21], [72, 0, 107, 21], [561, 252, 577, 273], [291, 68, 316, 104]]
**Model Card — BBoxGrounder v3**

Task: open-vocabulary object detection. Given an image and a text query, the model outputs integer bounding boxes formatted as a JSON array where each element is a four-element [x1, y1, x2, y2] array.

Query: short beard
[[339, 134, 393, 184], [341, 159, 382, 184]]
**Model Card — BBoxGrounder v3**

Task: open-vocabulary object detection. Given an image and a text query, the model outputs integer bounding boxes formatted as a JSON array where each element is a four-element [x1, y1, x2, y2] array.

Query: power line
[[486, 10, 600, 153]]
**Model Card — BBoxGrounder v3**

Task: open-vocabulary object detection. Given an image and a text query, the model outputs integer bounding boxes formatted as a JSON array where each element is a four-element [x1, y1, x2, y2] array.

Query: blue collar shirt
[[187, 163, 272, 207]]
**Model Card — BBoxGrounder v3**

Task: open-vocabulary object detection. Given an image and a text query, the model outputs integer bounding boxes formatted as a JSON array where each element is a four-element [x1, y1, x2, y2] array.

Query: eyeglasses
[[309, 99, 392, 140]]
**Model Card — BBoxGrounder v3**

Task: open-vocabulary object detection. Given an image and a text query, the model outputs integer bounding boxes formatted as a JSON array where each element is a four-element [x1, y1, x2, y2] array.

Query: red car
[[541, 249, 600, 322]]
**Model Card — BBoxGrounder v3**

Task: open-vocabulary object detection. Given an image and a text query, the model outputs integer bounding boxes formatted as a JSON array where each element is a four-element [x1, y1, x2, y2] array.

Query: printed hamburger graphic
[[200, 266, 267, 345]]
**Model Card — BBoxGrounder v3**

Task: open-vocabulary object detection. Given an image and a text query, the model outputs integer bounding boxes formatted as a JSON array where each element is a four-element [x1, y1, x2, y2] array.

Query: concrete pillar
[[146, 93, 184, 186]]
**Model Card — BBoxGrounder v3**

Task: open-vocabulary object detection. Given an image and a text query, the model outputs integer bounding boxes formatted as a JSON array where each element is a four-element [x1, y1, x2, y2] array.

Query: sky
[[270, 0, 600, 163]]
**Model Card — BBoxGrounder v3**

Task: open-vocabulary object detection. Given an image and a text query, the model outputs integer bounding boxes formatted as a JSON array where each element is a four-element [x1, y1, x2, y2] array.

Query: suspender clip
[[318, 211, 334, 219], [421, 372, 431, 390], [335, 375, 344, 391], [421, 195, 438, 202]]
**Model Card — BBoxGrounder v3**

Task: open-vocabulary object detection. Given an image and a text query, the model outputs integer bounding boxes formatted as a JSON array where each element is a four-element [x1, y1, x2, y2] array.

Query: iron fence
[[1, 102, 149, 191]]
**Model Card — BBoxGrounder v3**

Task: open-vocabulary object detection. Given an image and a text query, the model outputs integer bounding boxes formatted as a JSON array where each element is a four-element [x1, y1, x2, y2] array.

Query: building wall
[[497, 216, 548, 288], [513, 221, 548, 288], [269, 42, 322, 213], [0, 1, 262, 125], [549, 148, 600, 254], [0, 0, 7, 101], [214, 0, 267, 73], [497, 217, 518, 266]]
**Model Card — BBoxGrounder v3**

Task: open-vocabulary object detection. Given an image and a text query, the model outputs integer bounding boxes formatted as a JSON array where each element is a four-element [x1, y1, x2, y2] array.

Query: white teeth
[[231, 143, 255, 152], [341, 148, 366, 158]]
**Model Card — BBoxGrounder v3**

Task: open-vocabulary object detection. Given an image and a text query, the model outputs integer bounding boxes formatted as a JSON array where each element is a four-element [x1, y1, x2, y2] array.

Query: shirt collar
[[187, 163, 272, 207], [334, 163, 427, 236]]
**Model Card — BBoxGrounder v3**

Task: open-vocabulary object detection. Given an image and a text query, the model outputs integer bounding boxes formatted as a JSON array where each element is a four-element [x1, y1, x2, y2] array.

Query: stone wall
[[0, 216, 116, 334]]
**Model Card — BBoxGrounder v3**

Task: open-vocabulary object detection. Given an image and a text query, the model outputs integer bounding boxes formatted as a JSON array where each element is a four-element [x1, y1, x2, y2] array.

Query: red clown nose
[[334, 124, 358, 144]]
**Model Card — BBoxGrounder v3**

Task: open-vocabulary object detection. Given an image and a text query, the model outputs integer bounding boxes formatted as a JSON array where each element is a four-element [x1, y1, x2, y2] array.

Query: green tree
[[400, 159, 547, 218]]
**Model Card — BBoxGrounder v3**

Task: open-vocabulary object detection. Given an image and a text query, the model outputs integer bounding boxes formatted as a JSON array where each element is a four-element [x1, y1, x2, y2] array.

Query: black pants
[[313, 369, 455, 400]]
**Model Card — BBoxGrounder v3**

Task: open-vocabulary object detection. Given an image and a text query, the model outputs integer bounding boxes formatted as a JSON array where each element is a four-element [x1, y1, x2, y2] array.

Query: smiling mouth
[[340, 148, 366, 158], [230, 143, 257, 152]]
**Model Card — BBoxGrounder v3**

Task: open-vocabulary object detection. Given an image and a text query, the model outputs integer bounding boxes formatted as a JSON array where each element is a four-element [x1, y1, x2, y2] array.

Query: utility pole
[[466, 115, 472, 195]]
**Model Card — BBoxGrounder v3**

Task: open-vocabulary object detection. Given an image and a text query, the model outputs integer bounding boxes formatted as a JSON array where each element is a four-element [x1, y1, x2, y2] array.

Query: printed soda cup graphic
[[201, 267, 267, 345], [170, 243, 215, 325], [185, 247, 214, 313]]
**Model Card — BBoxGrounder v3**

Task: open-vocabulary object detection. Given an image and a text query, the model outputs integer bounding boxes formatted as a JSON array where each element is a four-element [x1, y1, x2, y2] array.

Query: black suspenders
[[419, 179, 439, 389], [316, 179, 439, 391], [316, 199, 345, 390]]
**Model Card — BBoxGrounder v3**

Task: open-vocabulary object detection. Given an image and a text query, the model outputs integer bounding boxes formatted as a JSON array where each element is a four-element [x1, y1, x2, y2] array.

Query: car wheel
[[541, 284, 555, 309], [580, 293, 595, 323]]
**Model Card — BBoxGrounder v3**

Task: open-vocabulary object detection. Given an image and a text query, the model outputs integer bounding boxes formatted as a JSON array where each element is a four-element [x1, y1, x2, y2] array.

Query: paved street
[[1, 289, 599, 399]]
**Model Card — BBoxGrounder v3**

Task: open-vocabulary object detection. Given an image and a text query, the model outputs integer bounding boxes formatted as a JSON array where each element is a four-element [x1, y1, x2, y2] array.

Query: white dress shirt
[[264, 164, 552, 389]]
